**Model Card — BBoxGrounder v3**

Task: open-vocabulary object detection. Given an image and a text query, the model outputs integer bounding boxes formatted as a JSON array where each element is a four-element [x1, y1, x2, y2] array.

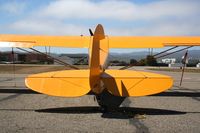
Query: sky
[[0, 0, 200, 53]]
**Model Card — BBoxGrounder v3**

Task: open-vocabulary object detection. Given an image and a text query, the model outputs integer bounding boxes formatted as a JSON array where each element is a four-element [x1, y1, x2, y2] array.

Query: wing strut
[[30, 48, 79, 70], [16, 47, 79, 69], [153, 46, 178, 57], [156, 46, 193, 59], [11, 48, 16, 87], [119, 65, 133, 70], [180, 50, 188, 86]]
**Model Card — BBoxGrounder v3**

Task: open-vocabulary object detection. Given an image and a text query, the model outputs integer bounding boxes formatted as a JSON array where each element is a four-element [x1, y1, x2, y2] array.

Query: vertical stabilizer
[[89, 24, 108, 94]]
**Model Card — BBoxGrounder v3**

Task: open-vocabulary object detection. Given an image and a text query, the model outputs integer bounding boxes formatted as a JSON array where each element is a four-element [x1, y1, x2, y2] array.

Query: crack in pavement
[[129, 118, 149, 133], [0, 78, 14, 82], [0, 94, 21, 102], [122, 98, 150, 133]]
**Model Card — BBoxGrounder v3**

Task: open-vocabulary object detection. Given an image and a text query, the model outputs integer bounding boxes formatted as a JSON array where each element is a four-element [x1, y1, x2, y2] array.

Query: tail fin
[[89, 24, 108, 94]]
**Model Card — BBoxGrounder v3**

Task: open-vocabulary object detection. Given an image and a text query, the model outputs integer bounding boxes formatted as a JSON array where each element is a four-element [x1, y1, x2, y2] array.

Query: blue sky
[[0, 0, 200, 53]]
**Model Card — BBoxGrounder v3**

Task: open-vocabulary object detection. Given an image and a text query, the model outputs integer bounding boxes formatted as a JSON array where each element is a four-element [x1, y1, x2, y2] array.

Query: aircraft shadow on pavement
[[152, 91, 200, 97], [35, 106, 187, 119], [0, 88, 199, 97], [0, 89, 39, 94]]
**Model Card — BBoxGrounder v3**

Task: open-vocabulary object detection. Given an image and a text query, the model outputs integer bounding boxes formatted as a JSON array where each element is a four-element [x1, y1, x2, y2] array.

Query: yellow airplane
[[0, 24, 200, 110]]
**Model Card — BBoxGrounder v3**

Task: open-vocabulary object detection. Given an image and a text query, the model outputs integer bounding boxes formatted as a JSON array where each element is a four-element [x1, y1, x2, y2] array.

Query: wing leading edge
[[0, 34, 91, 48], [108, 36, 200, 48], [1, 34, 200, 48]]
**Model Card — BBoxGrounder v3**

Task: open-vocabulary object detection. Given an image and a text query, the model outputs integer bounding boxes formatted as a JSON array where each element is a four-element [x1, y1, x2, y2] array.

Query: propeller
[[89, 29, 94, 36], [73, 28, 93, 65]]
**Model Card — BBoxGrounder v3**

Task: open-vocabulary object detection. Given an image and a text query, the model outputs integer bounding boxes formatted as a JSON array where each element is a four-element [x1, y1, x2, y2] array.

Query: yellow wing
[[1, 34, 200, 48], [108, 36, 200, 48], [0, 34, 91, 48]]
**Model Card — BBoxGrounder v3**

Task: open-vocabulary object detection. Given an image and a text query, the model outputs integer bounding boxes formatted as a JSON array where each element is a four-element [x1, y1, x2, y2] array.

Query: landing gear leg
[[95, 89, 126, 112], [95, 95, 108, 113]]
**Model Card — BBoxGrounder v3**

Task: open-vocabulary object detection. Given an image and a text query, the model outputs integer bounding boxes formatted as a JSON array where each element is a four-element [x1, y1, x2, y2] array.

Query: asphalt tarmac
[[0, 67, 199, 133]]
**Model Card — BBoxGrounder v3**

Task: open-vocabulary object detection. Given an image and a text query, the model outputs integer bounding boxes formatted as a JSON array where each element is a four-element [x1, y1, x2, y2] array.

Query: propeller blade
[[89, 29, 94, 36]]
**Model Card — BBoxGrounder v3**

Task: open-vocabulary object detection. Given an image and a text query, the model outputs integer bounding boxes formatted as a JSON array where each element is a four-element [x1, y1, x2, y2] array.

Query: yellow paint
[[1, 34, 200, 48], [25, 69, 173, 97], [25, 70, 90, 97], [0, 34, 91, 48], [101, 70, 173, 96], [89, 24, 107, 94], [108, 36, 200, 48]]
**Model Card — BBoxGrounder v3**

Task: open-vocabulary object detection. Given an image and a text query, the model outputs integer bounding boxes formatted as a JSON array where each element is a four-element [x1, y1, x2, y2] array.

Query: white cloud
[[8, 19, 89, 35], [1, 0, 200, 36], [36, 0, 200, 21], [37, 0, 135, 20], [107, 19, 200, 36]]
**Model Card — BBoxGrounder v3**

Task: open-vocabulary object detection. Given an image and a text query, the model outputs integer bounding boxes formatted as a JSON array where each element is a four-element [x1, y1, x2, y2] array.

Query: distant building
[[0, 51, 53, 64], [59, 54, 88, 65], [56, 55, 74, 65], [197, 63, 200, 68], [168, 63, 183, 68], [161, 58, 176, 64]]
